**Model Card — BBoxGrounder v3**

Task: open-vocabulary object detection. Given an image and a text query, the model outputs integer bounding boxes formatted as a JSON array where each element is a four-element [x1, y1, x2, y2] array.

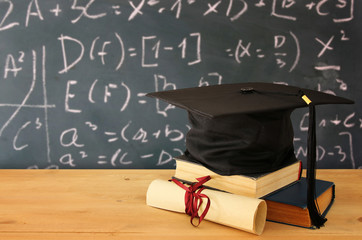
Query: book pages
[[146, 179, 267, 235]]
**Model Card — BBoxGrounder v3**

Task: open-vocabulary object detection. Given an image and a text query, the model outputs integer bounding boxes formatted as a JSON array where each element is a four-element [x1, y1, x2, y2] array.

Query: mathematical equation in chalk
[[53, 108, 358, 169], [57, 32, 201, 73], [0, 0, 359, 169], [0, 42, 359, 165], [57, 120, 187, 168], [1, 52, 359, 169], [51, 107, 358, 169], [0, 0, 355, 31], [1, 29, 352, 94]]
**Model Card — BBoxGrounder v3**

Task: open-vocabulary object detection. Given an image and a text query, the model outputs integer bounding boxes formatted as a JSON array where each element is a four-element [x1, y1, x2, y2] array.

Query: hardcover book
[[173, 155, 302, 198], [263, 178, 335, 228]]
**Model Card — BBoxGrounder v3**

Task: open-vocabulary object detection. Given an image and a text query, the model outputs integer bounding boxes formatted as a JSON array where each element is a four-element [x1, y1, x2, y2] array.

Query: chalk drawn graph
[[0, 46, 55, 163]]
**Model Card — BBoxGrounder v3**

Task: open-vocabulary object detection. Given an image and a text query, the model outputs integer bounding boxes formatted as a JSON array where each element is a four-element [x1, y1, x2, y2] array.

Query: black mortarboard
[[147, 82, 354, 228]]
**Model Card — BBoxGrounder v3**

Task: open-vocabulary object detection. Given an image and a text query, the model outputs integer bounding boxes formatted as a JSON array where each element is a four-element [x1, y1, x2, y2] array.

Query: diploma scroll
[[146, 179, 267, 235]]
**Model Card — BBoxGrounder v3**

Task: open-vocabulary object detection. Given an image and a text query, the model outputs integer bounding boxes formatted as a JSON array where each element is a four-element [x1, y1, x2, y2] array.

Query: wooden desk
[[0, 169, 361, 240]]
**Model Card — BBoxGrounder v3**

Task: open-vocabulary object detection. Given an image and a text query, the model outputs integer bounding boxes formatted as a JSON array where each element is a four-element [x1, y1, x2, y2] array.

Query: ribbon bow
[[171, 176, 211, 227]]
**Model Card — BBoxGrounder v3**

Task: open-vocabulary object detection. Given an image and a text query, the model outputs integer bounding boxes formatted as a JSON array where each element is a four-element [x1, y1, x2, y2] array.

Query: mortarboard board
[[146, 82, 354, 228]]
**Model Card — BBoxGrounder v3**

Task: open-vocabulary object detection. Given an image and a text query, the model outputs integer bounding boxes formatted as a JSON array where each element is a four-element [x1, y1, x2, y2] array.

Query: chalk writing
[[0, 0, 355, 32], [225, 31, 300, 72], [0, 0, 359, 169]]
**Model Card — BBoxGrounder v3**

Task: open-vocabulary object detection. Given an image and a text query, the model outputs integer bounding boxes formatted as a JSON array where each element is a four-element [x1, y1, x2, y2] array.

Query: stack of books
[[172, 155, 335, 229]]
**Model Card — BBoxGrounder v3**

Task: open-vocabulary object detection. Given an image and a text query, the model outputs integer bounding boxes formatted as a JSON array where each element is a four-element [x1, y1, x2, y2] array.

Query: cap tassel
[[306, 104, 327, 228]]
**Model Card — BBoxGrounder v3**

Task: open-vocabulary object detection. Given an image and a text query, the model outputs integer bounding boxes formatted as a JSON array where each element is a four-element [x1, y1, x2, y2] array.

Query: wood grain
[[0, 169, 361, 240]]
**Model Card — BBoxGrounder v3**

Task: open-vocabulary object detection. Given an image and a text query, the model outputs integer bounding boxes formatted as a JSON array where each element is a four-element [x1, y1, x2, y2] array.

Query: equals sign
[[128, 48, 137, 57], [256, 49, 265, 58], [112, 5, 121, 15], [105, 132, 119, 142], [97, 156, 108, 165], [137, 93, 147, 104], [225, 49, 233, 57]]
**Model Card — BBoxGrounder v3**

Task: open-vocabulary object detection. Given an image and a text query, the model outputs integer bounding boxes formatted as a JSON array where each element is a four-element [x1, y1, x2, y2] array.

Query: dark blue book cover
[[263, 177, 335, 228]]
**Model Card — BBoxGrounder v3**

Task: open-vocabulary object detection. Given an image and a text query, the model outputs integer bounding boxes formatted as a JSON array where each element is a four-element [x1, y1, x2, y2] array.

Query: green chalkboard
[[0, 0, 360, 169]]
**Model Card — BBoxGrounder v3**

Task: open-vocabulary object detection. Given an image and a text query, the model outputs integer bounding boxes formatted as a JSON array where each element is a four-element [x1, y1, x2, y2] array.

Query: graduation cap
[[147, 82, 354, 228]]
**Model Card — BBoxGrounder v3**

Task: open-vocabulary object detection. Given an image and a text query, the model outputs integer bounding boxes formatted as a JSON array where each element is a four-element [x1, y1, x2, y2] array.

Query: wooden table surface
[[0, 169, 361, 240]]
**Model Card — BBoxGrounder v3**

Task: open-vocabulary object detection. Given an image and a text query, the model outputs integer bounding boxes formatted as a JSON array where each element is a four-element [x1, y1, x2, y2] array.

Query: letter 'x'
[[315, 36, 334, 58], [128, 0, 145, 21]]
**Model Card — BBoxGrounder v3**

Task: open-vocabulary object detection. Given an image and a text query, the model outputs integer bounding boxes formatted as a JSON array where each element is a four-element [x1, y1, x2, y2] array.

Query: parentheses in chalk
[[114, 33, 125, 70], [288, 31, 300, 73], [121, 121, 131, 142], [120, 81, 130, 112]]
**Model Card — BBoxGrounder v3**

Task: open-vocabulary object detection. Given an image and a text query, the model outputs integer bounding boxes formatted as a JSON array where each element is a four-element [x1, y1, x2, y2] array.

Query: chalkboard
[[0, 0, 360, 169]]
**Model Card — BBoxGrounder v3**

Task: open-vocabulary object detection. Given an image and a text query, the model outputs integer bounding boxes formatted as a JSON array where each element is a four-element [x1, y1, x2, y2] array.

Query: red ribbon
[[171, 176, 211, 227]]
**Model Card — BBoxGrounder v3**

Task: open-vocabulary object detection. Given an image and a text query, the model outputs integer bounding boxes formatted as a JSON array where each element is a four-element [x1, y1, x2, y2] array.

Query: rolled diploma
[[146, 179, 267, 235]]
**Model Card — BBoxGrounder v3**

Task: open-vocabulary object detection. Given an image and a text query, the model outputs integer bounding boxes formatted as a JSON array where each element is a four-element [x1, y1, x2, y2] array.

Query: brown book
[[173, 156, 302, 198], [263, 178, 335, 228]]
